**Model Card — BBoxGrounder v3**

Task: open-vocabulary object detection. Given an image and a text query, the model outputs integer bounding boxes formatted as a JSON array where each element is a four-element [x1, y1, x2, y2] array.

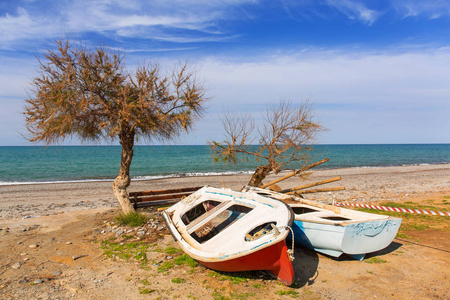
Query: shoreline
[[0, 163, 449, 220], [1, 162, 449, 187]]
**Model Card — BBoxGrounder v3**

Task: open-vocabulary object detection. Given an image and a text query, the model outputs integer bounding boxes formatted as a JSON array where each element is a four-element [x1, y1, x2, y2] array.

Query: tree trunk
[[247, 165, 271, 187], [112, 128, 136, 214]]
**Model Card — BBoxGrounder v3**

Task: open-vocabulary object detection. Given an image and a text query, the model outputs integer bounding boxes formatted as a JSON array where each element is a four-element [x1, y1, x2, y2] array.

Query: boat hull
[[161, 186, 295, 285], [291, 218, 401, 260], [200, 239, 294, 286]]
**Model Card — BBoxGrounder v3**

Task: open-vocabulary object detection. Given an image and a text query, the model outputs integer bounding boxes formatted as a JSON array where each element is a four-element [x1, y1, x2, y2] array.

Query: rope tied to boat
[[274, 225, 295, 261]]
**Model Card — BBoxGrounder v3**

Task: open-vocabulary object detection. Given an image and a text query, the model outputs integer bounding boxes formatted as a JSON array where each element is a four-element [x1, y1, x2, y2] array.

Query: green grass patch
[[208, 271, 247, 284], [229, 291, 256, 299], [165, 246, 182, 255], [101, 240, 149, 263], [139, 288, 155, 294], [171, 278, 186, 284], [212, 291, 232, 300], [396, 232, 411, 239], [174, 254, 198, 268], [365, 257, 388, 264], [114, 212, 147, 227], [275, 289, 299, 298], [157, 261, 174, 273], [140, 279, 150, 286]]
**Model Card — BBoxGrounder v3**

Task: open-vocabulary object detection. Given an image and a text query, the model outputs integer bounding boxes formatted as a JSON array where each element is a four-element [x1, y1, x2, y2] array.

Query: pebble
[[29, 244, 39, 248], [33, 279, 44, 284], [66, 242, 72, 245], [11, 263, 21, 269], [53, 271, 62, 276], [73, 254, 88, 260]]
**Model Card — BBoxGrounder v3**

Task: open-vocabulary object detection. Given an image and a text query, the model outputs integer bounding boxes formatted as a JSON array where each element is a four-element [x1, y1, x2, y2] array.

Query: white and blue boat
[[242, 187, 402, 261]]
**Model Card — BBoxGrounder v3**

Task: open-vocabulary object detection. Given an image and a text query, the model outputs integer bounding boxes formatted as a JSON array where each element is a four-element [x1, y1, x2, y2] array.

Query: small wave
[[132, 170, 253, 181], [0, 170, 254, 186], [0, 178, 115, 186]]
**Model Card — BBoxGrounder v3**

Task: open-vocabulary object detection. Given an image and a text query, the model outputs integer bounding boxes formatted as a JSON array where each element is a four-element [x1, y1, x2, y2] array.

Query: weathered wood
[[135, 199, 181, 208], [129, 186, 202, 197], [261, 158, 330, 189], [291, 186, 345, 195], [280, 176, 341, 194], [132, 192, 194, 203], [128, 186, 201, 209]]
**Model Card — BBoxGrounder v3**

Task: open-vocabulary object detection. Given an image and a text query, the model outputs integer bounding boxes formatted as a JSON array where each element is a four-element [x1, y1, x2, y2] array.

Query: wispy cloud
[[0, 0, 256, 49], [325, 0, 382, 25], [392, 0, 450, 19]]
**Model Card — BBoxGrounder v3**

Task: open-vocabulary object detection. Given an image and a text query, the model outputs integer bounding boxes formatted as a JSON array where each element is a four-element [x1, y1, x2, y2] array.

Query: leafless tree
[[24, 39, 206, 213], [211, 101, 324, 187]]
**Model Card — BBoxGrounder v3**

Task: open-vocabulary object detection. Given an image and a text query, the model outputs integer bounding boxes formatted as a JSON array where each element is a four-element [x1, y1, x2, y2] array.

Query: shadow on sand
[[291, 247, 320, 287], [290, 241, 403, 287]]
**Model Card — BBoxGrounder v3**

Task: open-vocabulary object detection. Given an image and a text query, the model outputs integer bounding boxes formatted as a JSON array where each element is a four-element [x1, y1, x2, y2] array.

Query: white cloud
[[198, 47, 450, 143], [392, 0, 450, 19], [0, 0, 255, 49], [0, 7, 54, 46], [201, 47, 450, 106], [1, 46, 449, 144], [325, 0, 382, 25]]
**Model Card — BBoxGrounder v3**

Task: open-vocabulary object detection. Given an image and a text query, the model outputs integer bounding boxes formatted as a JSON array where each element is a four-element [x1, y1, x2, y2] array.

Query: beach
[[1, 164, 449, 220], [0, 164, 449, 299]]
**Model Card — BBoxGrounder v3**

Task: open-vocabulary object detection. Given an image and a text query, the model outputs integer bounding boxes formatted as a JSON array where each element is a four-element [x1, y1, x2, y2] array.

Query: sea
[[0, 144, 448, 185]]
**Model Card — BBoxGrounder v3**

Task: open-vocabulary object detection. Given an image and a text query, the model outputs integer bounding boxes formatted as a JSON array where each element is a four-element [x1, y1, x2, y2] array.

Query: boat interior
[[290, 203, 390, 224], [180, 199, 275, 244], [242, 186, 390, 225]]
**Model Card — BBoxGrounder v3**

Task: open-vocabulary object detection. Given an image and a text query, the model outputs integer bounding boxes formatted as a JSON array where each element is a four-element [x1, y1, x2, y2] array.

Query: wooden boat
[[242, 187, 402, 261], [161, 186, 295, 285]]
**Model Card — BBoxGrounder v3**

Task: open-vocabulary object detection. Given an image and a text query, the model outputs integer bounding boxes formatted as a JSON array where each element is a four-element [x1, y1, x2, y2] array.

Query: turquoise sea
[[0, 144, 449, 185]]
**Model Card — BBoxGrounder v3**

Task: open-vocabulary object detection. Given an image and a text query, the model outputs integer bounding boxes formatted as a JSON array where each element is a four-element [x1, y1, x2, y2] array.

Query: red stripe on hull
[[199, 240, 294, 286]]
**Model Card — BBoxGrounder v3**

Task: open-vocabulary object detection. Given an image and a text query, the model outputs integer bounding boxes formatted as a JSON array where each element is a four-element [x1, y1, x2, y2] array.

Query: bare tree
[[210, 101, 324, 187], [24, 40, 206, 214]]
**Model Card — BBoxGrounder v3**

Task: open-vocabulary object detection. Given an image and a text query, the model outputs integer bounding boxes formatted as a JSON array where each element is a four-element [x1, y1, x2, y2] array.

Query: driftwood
[[260, 157, 330, 189], [258, 157, 347, 197], [279, 176, 341, 194]]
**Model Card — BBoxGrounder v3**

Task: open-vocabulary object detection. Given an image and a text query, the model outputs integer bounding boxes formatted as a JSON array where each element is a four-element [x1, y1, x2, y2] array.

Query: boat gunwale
[[162, 186, 293, 263]]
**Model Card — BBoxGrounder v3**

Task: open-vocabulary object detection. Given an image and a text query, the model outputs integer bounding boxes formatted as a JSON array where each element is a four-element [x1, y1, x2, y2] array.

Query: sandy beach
[[1, 164, 449, 220], [0, 164, 449, 299]]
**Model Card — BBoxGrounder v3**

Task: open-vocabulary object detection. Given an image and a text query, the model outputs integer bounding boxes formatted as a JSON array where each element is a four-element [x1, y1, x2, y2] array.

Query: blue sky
[[1, 0, 449, 145]]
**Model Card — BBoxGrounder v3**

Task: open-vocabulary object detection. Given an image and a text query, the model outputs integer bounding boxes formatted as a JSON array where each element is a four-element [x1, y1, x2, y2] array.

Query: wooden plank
[[261, 158, 330, 189], [291, 186, 345, 195], [186, 200, 231, 232], [279, 176, 341, 194], [129, 186, 202, 197], [135, 199, 181, 208], [132, 192, 193, 203]]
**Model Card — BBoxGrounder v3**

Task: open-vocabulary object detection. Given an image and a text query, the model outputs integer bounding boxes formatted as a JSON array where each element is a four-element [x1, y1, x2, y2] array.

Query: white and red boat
[[161, 186, 295, 285]]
